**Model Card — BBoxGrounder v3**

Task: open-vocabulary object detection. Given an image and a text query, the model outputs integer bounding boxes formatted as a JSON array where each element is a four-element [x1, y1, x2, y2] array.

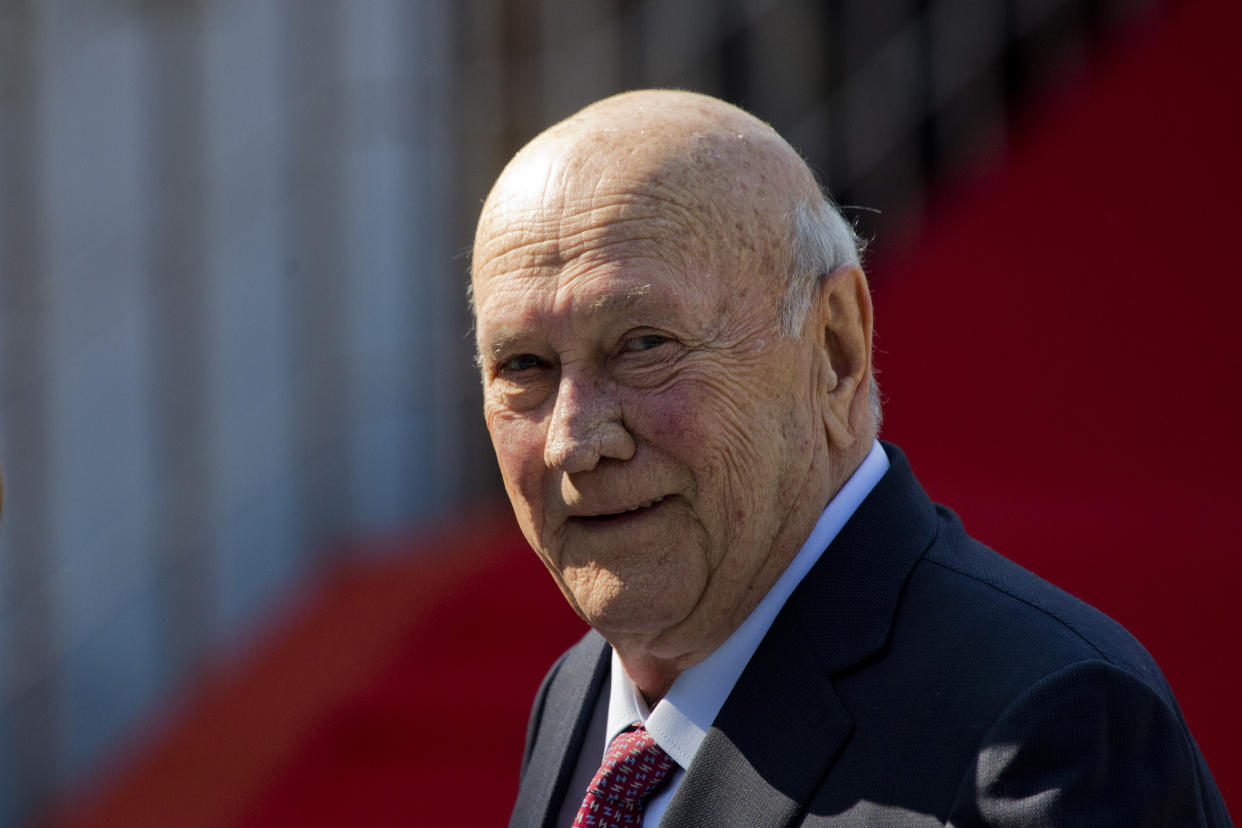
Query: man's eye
[[500, 354, 545, 372], [623, 334, 670, 353]]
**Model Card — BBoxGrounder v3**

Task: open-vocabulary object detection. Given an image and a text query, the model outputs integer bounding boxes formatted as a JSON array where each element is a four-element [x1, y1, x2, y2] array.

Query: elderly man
[[470, 90, 1228, 827]]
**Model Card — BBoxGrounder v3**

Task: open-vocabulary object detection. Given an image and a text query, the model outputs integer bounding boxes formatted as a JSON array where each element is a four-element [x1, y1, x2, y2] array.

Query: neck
[[615, 651, 682, 706]]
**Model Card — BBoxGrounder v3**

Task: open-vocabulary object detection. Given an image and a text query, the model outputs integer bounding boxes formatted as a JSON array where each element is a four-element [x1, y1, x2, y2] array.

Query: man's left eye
[[499, 353, 545, 372], [622, 334, 670, 353]]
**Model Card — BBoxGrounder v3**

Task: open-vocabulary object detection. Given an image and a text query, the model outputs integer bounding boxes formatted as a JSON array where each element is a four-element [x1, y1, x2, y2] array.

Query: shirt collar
[[606, 440, 890, 769]]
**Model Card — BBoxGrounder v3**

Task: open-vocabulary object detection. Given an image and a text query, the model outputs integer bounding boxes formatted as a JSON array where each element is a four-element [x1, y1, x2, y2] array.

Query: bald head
[[473, 90, 859, 330]]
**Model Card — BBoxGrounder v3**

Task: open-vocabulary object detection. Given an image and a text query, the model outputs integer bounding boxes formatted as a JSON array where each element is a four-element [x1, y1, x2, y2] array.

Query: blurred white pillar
[[39, 2, 161, 787], [342, 0, 462, 535], [202, 0, 300, 648]]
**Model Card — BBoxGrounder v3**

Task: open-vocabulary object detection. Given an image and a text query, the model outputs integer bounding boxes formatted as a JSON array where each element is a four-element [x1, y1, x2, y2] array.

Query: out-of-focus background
[[0, 0, 1238, 824]]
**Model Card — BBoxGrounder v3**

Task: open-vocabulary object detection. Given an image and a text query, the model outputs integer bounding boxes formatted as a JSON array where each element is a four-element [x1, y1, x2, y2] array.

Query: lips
[[572, 495, 668, 522], [608, 495, 666, 515]]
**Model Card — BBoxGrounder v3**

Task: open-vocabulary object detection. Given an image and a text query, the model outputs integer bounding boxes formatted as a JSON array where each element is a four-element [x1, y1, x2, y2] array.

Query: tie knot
[[572, 724, 675, 827]]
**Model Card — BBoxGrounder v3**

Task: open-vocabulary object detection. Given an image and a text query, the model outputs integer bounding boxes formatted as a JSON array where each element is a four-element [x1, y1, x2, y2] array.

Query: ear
[[813, 264, 874, 451]]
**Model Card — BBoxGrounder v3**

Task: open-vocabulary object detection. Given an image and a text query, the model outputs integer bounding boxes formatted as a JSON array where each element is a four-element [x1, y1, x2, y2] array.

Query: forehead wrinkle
[[477, 188, 705, 283], [478, 206, 566, 275], [554, 183, 710, 262]]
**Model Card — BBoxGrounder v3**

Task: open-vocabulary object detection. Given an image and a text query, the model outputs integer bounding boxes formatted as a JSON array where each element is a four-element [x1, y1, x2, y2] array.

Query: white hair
[[781, 195, 883, 431]]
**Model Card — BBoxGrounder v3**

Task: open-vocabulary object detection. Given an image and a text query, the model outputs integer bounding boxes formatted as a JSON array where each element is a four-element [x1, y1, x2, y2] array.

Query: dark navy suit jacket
[[509, 444, 1231, 826]]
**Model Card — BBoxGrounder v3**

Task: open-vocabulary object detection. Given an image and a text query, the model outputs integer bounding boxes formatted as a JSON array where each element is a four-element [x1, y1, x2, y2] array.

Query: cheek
[[633, 376, 802, 524], [636, 389, 699, 447], [641, 375, 771, 461], [486, 410, 549, 508], [629, 382, 760, 513]]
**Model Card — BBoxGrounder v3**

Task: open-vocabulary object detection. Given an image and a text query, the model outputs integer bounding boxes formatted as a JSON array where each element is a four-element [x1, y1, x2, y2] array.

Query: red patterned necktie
[[572, 723, 675, 827]]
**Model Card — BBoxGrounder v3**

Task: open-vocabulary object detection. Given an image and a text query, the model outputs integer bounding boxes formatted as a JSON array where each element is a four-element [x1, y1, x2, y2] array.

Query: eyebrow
[[483, 333, 525, 364], [587, 283, 652, 314], [480, 283, 665, 365]]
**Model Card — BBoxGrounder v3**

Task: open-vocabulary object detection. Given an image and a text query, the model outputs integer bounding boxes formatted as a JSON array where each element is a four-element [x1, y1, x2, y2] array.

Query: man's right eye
[[500, 354, 544, 372]]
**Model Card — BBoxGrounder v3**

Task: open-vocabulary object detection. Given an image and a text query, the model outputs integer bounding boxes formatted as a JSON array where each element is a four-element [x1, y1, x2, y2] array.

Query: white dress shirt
[[557, 441, 890, 826]]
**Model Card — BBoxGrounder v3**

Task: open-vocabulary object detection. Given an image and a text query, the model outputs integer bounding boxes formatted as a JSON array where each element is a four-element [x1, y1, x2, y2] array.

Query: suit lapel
[[509, 631, 610, 828], [661, 443, 938, 826], [787, 443, 937, 674], [662, 611, 852, 826]]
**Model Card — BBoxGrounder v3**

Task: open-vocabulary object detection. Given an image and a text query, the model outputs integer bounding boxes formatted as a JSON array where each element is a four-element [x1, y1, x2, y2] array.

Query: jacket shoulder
[[917, 504, 1166, 690], [520, 629, 608, 776], [508, 630, 609, 828]]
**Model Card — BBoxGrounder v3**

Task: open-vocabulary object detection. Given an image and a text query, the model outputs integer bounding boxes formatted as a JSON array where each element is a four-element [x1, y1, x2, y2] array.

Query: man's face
[[473, 162, 827, 658]]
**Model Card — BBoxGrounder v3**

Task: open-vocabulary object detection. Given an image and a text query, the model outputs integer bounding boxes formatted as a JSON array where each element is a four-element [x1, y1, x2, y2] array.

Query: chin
[[574, 579, 697, 640]]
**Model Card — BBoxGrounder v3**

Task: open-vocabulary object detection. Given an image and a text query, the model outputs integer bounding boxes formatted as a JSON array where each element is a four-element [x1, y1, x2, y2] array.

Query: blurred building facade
[[0, 0, 1156, 823]]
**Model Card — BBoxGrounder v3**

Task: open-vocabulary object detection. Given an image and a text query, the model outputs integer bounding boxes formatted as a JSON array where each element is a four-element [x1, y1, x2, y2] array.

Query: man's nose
[[544, 373, 635, 473]]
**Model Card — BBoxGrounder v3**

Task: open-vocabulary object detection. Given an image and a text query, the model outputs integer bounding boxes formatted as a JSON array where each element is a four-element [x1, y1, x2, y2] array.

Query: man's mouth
[[572, 495, 668, 524]]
